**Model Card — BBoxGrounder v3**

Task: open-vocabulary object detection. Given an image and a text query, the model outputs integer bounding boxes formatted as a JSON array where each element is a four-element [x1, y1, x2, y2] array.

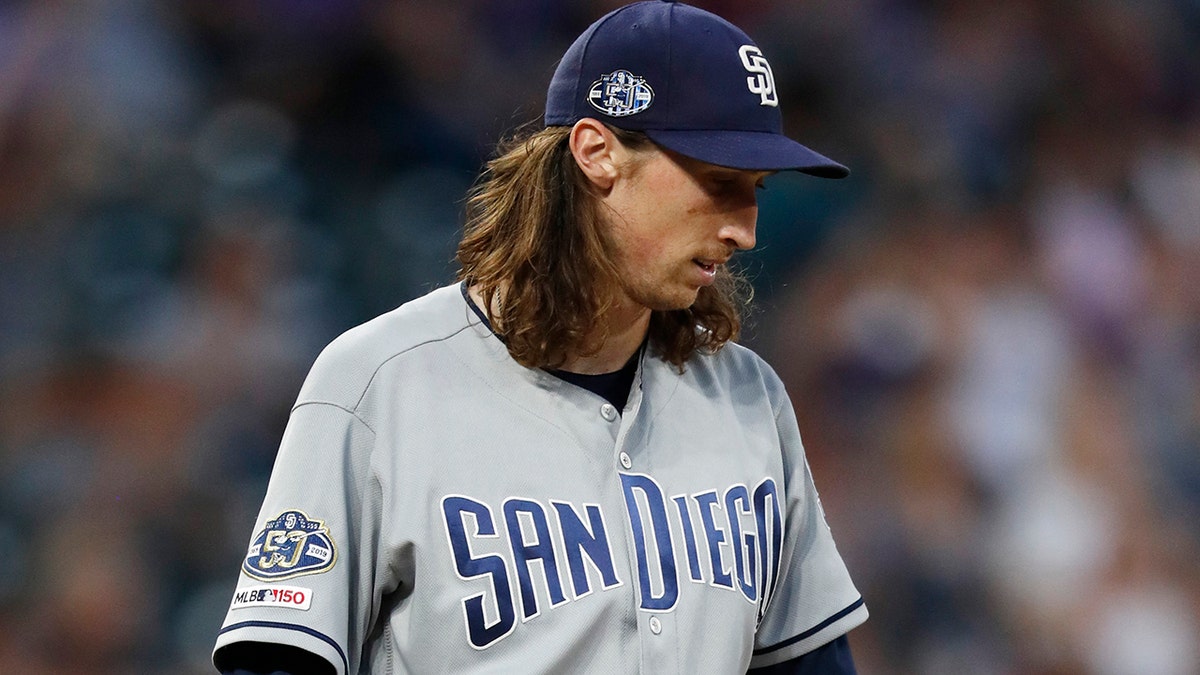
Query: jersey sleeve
[[212, 400, 382, 675], [749, 387, 868, 669]]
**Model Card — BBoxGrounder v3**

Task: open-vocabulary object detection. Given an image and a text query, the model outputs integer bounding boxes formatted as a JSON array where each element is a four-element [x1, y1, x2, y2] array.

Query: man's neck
[[467, 283, 650, 375], [558, 301, 650, 374]]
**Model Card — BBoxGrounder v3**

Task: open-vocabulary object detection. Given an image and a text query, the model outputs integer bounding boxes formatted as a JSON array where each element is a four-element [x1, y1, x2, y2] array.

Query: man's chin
[[641, 290, 701, 313]]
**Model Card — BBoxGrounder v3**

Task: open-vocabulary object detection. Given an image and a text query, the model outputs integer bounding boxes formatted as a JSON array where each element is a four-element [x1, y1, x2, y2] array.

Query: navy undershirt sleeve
[[220, 620, 857, 675], [747, 634, 857, 674], [216, 641, 332, 675]]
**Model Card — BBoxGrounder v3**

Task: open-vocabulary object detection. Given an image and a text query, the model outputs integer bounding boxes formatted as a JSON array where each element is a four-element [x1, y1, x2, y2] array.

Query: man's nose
[[720, 211, 757, 251]]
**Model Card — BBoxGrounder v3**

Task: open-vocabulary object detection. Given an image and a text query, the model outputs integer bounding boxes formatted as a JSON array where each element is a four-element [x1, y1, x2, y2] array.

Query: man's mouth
[[695, 255, 731, 270]]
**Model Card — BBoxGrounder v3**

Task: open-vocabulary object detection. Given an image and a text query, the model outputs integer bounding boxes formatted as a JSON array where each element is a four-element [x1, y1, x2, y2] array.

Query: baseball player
[[213, 2, 867, 673]]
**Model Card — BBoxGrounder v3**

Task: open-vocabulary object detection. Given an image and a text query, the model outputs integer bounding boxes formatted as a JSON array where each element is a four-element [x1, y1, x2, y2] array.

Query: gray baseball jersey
[[213, 283, 867, 673]]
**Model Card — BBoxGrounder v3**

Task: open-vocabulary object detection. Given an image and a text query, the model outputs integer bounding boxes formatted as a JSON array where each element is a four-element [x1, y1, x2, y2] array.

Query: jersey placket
[[608, 367, 680, 673]]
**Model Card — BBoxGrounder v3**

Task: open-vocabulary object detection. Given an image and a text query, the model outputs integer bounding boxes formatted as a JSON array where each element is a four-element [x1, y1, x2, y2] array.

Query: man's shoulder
[[296, 284, 474, 405], [697, 340, 775, 375], [684, 341, 789, 405], [328, 283, 472, 358]]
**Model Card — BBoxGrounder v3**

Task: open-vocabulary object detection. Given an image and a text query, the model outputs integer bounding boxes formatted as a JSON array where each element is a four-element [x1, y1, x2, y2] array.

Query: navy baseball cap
[[545, 0, 849, 178]]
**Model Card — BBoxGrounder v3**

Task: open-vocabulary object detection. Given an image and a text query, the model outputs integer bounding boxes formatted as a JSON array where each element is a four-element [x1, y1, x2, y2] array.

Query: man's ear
[[569, 118, 622, 191]]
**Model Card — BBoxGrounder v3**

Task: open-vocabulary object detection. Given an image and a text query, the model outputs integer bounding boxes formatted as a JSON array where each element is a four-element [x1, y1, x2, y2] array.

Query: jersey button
[[619, 451, 632, 470], [648, 616, 662, 634], [600, 403, 618, 421]]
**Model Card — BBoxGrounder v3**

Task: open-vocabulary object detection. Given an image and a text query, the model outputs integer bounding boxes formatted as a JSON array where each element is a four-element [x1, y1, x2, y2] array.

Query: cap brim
[[643, 129, 849, 178]]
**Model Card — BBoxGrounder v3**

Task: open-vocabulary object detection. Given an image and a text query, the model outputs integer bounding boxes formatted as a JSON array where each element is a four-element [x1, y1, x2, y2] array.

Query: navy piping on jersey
[[548, 349, 640, 412], [460, 280, 641, 411], [219, 621, 347, 673], [461, 281, 498, 335], [752, 597, 865, 656]]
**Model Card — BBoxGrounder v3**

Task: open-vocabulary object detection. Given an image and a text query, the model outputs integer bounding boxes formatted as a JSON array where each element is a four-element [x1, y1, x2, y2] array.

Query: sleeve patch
[[231, 585, 313, 611], [242, 510, 338, 581]]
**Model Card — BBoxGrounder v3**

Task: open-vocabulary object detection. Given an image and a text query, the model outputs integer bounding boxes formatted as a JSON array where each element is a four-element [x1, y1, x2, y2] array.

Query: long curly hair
[[456, 123, 750, 370]]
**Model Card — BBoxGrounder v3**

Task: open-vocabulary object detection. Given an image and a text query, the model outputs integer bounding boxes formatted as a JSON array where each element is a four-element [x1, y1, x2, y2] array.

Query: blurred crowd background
[[1, 0, 1198, 673]]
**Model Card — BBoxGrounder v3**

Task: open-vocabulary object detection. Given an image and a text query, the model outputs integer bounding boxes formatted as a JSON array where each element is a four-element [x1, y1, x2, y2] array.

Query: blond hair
[[456, 124, 748, 370]]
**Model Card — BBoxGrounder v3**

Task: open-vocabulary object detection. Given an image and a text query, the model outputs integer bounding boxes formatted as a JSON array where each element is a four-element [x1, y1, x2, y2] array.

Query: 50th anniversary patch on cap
[[242, 510, 337, 581], [588, 69, 654, 117]]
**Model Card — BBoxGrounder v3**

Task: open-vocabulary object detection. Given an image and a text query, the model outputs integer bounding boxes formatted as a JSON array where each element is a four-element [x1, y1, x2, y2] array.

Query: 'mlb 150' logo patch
[[231, 585, 313, 611], [242, 510, 336, 581]]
